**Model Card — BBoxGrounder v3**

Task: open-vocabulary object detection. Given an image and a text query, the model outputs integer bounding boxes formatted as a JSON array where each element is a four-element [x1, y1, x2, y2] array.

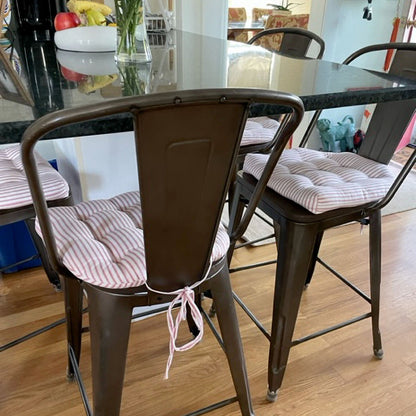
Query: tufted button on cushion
[[36, 191, 230, 289], [243, 148, 395, 214], [0, 144, 69, 210], [241, 116, 280, 147]]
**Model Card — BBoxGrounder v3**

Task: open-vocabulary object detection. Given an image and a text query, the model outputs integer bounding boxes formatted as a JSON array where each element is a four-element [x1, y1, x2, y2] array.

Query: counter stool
[[227, 42, 416, 401], [21, 89, 304, 416], [0, 143, 71, 351]]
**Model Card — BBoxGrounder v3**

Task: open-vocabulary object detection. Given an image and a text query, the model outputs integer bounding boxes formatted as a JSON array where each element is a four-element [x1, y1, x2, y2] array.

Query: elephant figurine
[[317, 115, 355, 152]]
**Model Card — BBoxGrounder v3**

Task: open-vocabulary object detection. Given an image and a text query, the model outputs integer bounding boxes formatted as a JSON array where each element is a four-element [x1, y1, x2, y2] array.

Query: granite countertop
[[1, 29, 416, 144]]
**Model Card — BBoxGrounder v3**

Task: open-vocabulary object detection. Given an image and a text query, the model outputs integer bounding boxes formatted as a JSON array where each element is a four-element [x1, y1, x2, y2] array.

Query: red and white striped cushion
[[241, 116, 280, 147], [244, 148, 395, 214], [0, 144, 69, 210], [37, 191, 229, 289]]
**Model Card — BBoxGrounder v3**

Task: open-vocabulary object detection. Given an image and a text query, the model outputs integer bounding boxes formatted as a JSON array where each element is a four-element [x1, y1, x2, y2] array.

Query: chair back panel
[[358, 100, 415, 164], [265, 13, 309, 30], [358, 46, 416, 164], [135, 101, 246, 291], [279, 33, 313, 58], [252, 7, 273, 23], [228, 7, 247, 22], [389, 49, 416, 80]]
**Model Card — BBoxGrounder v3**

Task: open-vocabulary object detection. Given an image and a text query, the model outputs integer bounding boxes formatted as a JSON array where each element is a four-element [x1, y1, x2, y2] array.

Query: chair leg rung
[[0, 316, 66, 352], [233, 291, 271, 341], [182, 397, 238, 416], [317, 257, 371, 303], [230, 259, 277, 273], [291, 312, 372, 346], [68, 345, 93, 416]]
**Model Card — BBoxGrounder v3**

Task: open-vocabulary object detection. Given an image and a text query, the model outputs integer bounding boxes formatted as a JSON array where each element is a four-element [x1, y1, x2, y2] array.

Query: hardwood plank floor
[[1, 209, 416, 415]]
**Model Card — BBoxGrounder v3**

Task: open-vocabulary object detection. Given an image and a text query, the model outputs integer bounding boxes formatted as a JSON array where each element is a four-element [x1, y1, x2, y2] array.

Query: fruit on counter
[[54, 12, 81, 31], [77, 74, 118, 94], [86, 9, 106, 26], [60, 66, 88, 82], [67, 0, 113, 19]]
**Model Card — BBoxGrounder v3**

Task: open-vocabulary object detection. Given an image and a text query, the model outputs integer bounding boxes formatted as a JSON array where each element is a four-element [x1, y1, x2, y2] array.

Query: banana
[[78, 74, 118, 94], [67, 0, 112, 17], [86, 9, 106, 25]]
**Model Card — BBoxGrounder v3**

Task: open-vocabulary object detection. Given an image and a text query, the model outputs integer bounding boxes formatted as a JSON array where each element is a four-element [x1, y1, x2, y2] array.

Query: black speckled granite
[[1, 29, 416, 144]]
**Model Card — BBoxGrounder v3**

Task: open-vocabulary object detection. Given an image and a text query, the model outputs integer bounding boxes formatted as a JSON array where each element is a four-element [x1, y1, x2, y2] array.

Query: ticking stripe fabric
[[0, 144, 69, 210], [244, 148, 395, 214], [241, 116, 280, 147], [37, 191, 229, 289]]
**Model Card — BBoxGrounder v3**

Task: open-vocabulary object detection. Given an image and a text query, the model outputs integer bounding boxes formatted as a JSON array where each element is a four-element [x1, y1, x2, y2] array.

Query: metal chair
[[225, 28, 325, 248], [0, 143, 72, 351], [227, 42, 416, 402], [248, 27, 325, 59], [21, 88, 304, 416]]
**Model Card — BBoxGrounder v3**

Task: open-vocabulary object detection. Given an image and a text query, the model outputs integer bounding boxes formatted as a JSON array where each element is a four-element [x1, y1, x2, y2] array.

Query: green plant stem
[[115, 0, 143, 56]]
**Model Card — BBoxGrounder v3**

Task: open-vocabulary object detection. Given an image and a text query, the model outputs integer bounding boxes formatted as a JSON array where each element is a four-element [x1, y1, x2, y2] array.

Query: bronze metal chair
[[248, 27, 325, 59], [227, 42, 416, 401], [226, 27, 325, 249], [0, 144, 72, 351], [21, 88, 304, 416]]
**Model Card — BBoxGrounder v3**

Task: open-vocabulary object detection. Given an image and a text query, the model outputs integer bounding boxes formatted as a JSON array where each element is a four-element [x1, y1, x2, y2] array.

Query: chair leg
[[85, 284, 133, 416], [369, 210, 383, 359], [267, 220, 319, 402], [207, 187, 245, 319], [209, 269, 255, 416], [187, 296, 201, 337], [63, 276, 84, 379], [25, 218, 61, 289], [227, 190, 246, 265], [304, 230, 324, 288]]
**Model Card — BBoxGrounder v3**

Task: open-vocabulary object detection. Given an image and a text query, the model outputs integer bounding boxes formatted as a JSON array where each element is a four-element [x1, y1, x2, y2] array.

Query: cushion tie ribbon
[[145, 259, 214, 379]]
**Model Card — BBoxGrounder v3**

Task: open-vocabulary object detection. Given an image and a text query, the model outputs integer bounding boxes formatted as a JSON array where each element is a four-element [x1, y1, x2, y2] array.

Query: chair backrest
[[21, 89, 304, 292], [344, 43, 416, 164], [228, 7, 247, 23], [248, 27, 325, 59], [300, 43, 416, 154], [252, 7, 274, 23], [265, 13, 309, 30]]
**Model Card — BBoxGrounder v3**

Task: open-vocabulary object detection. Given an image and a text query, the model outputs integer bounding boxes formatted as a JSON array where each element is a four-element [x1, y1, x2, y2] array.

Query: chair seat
[[241, 116, 279, 147], [0, 144, 69, 210], [36, 191, 230, 289], [243, 148, 395, 214]]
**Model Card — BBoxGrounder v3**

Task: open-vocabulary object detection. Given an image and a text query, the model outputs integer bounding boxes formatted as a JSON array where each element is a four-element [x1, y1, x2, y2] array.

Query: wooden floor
[[1, 209, 416, 415]]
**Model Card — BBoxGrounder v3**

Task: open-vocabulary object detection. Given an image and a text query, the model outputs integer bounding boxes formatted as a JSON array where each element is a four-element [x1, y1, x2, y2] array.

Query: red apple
[[54, 12, 81, 31], [60, 66, 87, 82]]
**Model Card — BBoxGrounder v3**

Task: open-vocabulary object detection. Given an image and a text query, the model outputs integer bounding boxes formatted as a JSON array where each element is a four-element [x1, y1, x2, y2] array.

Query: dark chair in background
[[248, 27, 325, 59], [227, 42, 416, 402], [0, 143, 71, 351], [21, 88, 304, 416]]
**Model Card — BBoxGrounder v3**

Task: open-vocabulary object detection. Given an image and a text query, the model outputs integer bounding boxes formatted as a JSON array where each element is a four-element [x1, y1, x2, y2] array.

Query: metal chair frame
[[0, 183, 72, 352], [248, 27, 325, 59], [21, 88, 304, 416], [227, 42, 416, 402]]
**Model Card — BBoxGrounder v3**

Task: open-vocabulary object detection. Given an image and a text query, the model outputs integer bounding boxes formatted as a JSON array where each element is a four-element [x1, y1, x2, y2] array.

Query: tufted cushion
[[0, 144, 69, 210], [241, 116, 280, 147], [36, 191, 230, 289], [243, 148, 395, 214]]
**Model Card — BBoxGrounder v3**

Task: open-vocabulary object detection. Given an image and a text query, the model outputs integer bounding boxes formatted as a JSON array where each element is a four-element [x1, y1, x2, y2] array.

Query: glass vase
[[117, 61, 152, 96], [115, 0, 152, 63]]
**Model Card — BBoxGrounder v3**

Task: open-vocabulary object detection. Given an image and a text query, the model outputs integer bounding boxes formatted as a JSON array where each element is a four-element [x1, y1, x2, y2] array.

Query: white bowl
[[54, 26, 117, 52], [56, 50, 118, 75]]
